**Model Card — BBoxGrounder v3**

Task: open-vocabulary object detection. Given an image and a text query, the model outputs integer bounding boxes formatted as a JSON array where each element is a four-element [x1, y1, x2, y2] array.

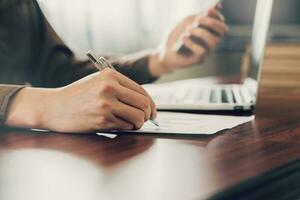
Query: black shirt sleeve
[[0, 0, 157, 88]]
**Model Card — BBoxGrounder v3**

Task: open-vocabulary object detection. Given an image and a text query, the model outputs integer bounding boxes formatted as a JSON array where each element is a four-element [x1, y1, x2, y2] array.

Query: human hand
[[149, 4, 229, 77], [5, 69, 157, 133]]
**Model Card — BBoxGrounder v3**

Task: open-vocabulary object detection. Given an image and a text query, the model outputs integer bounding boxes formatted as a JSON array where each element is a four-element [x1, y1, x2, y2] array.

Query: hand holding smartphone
[[172, 0, 224, 56]]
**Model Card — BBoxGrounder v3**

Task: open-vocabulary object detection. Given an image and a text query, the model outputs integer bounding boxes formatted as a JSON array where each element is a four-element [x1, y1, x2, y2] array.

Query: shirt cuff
[[110, 50, 158, 85], [0, 85, 25, 125]]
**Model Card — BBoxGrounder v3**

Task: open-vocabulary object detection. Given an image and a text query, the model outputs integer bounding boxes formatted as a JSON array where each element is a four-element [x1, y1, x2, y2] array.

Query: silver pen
[[87, 50, 160, 127]]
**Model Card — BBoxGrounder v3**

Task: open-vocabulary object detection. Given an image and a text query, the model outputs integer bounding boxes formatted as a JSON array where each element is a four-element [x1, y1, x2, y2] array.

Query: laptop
[[144, 0, 274, 112]]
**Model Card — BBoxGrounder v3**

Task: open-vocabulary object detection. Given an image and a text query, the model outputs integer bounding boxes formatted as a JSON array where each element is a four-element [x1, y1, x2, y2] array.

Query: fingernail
[[153, 111, 157, 119], [220, 15, 225, 22], [153, 109, 158, 119], [151, 119, 160, 127], [218, 3, 223, 9]]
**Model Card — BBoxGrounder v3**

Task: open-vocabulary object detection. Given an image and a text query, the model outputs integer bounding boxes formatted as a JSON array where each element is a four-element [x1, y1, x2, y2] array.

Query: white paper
[[108, 112, 254, 135], [96, 133, 118, 139]]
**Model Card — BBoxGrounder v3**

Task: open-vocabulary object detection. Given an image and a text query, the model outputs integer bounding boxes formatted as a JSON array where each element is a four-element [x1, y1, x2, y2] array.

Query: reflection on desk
[[0, 90, 300, 200]]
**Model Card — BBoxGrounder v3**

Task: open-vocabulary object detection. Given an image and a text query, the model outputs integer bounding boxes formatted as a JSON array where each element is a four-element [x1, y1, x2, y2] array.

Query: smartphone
[[172, 0, 223, 55]]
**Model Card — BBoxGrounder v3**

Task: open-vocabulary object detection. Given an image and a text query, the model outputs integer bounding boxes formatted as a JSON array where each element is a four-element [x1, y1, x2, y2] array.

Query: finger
[[102, 69, 157, 119], [111, 115, 135, 130], [198, 17, 228, 37], [96, 113, 134, 131], [182, 35, 207, 57], [190, 28, 221, 50], [215, 3, 223, 10], [116, 85, 151, 121], [208, 8, 225, 22], [149, 98, 157, 120], [102, 69, 145, 96], [112, 101, 145, 130], [113, 72, 157, 119]]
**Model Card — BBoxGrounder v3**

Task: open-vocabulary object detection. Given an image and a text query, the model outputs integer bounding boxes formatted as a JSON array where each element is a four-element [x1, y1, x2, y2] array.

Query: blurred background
[[38, 0, 300, 83]]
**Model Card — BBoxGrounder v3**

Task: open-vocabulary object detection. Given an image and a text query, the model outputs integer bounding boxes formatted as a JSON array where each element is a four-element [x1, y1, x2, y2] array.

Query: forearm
[[4, 87, 58, 130], [0, 85, 25, 125], [0, 85, 45, 130], [3, 69, 157, 133], [148, 51, 171, 77], [44, 51, 161, 87], [109, 50, 161, 84]]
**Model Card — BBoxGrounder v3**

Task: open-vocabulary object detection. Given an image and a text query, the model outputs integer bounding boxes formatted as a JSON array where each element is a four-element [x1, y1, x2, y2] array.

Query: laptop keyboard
[[153, 85, 253, 105]]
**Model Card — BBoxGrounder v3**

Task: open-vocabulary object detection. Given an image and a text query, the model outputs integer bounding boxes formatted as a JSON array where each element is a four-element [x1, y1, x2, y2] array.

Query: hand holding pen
[[87, 50, 159, 128]]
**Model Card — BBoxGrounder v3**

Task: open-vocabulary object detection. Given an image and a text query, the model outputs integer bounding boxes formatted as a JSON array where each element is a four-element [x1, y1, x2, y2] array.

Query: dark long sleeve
[[0, 85, 24, 123], [0, 0, 157, 125]]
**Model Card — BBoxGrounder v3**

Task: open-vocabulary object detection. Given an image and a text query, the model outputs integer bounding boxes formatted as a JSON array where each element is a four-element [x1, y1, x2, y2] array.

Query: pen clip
[[87, 50, 116, 70]]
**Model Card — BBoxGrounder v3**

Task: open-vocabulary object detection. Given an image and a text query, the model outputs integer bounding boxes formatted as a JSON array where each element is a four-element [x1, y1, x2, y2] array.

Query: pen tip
[[151, 119, 160, 127]]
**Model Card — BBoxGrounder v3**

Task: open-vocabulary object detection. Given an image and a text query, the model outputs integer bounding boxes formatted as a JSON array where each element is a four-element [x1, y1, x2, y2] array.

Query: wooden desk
[[242, 43, 300, 92], [0, 90, 300, 200]]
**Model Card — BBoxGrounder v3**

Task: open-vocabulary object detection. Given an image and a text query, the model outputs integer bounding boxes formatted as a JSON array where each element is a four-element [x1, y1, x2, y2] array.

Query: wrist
[[5, 87, 58, 130], [148, 51, 171, 77]]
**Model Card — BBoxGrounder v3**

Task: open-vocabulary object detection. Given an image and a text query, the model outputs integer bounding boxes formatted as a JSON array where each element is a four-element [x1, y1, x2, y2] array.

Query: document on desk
[[120, 112, 254, 135]]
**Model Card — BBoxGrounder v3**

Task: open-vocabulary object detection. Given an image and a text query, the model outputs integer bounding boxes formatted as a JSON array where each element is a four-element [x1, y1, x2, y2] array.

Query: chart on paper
[[122, 112, 254, 135]]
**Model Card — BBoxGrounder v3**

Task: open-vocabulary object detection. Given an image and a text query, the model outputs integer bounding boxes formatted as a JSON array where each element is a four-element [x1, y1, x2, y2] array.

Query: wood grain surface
[[0, 89, 300, 200]]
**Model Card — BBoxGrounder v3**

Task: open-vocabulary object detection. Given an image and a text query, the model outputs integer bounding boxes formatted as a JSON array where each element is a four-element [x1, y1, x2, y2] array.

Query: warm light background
[[38, 0, 300, 82], [38, 0, 205, 57]]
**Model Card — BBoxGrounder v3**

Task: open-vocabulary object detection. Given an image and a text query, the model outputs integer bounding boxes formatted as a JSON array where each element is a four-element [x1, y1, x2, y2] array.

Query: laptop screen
[[247, 0, 273, 102]]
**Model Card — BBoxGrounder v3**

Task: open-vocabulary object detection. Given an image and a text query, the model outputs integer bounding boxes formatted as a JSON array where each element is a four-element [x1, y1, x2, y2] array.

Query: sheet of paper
[[102, 112, 254, 135]]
